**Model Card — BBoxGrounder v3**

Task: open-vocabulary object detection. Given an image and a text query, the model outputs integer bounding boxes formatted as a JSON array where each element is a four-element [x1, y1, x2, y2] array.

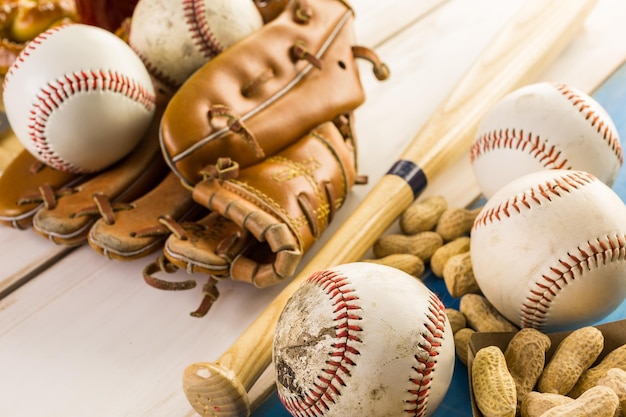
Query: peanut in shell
[[504, 328, 552, 414], [539, 385, 619, 417], [399, 195, 447, 234], [472, 345, 517, 417], [569, 343, 626, 398], [372, 231, 443, 262], [430, 236, 471, 277], [459, 293, 519, 333], [538, 326, 604, 395]]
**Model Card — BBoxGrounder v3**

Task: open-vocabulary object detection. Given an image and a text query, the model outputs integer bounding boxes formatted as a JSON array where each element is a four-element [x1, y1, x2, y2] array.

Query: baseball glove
[[159, 0, 389, 186], [144, 114, 366, 316]]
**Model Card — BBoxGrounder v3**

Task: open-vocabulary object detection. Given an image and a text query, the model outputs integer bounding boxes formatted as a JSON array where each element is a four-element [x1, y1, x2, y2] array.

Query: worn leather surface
[[0, 149, 84, 230], [166, 117, 358, 287], [163, 211, 251, 277], [160, 0, 365, 186], [88, 172, 205, 260]]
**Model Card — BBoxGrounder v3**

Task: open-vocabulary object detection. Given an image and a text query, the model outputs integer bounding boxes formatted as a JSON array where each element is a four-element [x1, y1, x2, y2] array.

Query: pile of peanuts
[[363, 195, 626, 417], [472, 326, 626, 417], [362, 194, 481, 294]]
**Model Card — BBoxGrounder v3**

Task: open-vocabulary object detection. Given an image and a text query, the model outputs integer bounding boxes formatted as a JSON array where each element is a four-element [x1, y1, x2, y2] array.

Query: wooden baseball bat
[[182, 0, 597, 415]]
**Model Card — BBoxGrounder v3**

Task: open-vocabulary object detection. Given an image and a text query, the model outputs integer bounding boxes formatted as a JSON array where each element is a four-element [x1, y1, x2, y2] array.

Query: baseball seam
[[28, 70, 156, 173], [469, 82, 623, 166], [132, 47, 180, 91], [183, 0, 223, 59], [555, 83, 624, 164], [469, 128, 570, 169], [406, 292, 447, 417], [521, 233, 626, 329], [3, 25, 64, 90], [281, 269, 363, 417], [472, 170, 595, 229]]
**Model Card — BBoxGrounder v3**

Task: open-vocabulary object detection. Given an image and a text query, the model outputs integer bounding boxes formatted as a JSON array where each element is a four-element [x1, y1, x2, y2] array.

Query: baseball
[[470, 82, 623, 198], [2, 23, 156, 174], [273, 262, 455, 417], [129, 0, 263, 91], [471, 169, 626, 332]]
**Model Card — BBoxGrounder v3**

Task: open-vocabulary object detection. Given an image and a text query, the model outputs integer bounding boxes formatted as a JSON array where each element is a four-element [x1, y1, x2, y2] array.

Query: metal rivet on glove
[[293, 0, 312, 23]]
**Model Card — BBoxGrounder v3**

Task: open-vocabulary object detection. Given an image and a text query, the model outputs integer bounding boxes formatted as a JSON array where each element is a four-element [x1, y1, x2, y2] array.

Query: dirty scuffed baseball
[[129, 0, 263, 91], [273, 262, 455, 417]]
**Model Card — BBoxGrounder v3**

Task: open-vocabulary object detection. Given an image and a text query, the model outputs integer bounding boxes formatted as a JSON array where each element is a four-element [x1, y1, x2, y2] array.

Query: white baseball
[[2, 23, 156, 174], [273, 262, 455, 417], [471, 169, 626, 332], [470, 82, 623, 198], [129, 0, 263, 91]]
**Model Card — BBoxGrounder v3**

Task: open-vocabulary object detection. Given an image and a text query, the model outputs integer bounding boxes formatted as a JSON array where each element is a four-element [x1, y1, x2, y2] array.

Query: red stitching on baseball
[[404, 292, 447, 417], [520, 234, 626, 329], [131, 46, 180, 91], [469, 128, 569, 169], [554, 83, 624, 164], [469, 82, 623, 166], [183, 0, 223, 59], [27, 69, 156, 173], [3, 25, 66, 90], [280, 269, 362, 417], [473, 171, 595, 230]]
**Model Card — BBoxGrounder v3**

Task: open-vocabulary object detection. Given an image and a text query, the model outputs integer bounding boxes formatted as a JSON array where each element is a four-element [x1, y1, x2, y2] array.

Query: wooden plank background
[[2, 1, 626, 416]]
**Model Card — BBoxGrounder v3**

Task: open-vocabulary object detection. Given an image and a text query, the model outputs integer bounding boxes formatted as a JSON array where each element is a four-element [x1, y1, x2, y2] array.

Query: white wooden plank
[[1, 1, 626, 417], [0, 226, 72, 297], [352, 0, 447, 47]]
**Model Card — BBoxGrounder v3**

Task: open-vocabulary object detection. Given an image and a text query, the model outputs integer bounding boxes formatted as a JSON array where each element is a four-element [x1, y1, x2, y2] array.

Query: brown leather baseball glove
[[144, 114, 366, 316], [159, 0, 389, 186]]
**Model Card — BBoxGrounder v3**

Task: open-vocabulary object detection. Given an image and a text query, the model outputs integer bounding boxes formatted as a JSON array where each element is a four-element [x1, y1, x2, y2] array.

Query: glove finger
[[87, 172, 206, 260], [0, 148, 87, 230], [162, 211, 252, 277]]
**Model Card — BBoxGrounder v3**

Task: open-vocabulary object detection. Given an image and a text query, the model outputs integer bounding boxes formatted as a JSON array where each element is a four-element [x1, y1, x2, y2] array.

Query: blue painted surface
[[252, 61, 626, 417]]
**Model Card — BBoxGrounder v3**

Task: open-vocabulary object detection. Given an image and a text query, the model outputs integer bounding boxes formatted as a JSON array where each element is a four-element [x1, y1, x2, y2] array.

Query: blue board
[[252, 60, 626, 417]]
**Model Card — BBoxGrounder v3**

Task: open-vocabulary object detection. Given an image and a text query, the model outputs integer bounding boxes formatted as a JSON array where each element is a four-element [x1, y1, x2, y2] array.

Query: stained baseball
[[470, 82, 623, 198], [471, 169, 626, 332], [2, 23, 156, 173], [273, 262, 455, 417], [129, 0, 263, 91]]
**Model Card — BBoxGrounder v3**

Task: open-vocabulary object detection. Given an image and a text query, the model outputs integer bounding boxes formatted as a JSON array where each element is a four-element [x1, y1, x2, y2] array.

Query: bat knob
[[183, 362, 250, 417]]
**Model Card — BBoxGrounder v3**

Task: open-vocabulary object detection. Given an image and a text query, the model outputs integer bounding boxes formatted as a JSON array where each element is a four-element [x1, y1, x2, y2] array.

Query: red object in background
[[75, 0, 139, 32]]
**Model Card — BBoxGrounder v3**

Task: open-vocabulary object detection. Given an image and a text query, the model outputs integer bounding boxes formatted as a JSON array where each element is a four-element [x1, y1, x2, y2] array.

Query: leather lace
[[70, 193, 134, 225], [142, 255, 221, 318]]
